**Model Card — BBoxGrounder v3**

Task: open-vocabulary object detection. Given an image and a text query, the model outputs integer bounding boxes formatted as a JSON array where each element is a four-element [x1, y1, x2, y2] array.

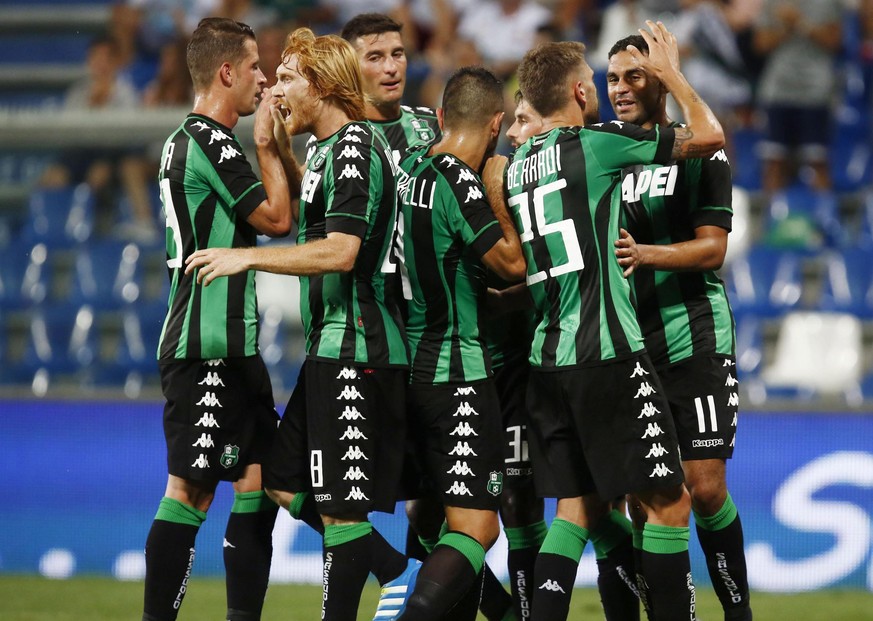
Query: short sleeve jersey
[[619, 126, 735, 366], [505, 121, 675, 369], [297, 121, 408, 368], [397, 147, 503, 384], [157, 113, 267, 360]]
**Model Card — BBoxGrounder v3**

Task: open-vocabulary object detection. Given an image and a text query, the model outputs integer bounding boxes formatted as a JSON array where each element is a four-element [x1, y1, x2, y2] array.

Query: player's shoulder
[[334, 121, 378, 148], [183, 114, 244, 164], [432, 154, 485, 204], [401, 104, 438, 120]]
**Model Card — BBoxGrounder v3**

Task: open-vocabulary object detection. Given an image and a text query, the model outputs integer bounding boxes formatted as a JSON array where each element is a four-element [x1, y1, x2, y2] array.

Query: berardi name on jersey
[[506, 141, 562, 191]]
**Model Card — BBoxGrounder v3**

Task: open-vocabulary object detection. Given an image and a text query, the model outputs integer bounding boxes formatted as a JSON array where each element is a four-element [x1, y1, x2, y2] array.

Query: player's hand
[[254, 87, 277, 147], [615, 227, 643, 278], [185, 248, 251, 286], [482, 155, 508, 196], [631, 21, 681, 89]]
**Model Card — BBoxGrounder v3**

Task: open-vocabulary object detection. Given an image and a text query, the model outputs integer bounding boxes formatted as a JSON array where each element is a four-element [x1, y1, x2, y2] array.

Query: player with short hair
[[506, 22, 725, 621], [608, 33, 752, 621], [143, 16, 294, 621], [392, 66, 526, 620], [184, 27, 411, 621]]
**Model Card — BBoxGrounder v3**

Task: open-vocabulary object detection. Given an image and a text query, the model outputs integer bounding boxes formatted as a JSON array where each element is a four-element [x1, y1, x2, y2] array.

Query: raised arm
[[614, 226, 728, 278], [630, 20, 725, 160]]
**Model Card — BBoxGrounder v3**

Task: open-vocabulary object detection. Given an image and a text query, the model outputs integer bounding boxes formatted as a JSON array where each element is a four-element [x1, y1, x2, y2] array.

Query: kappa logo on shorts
[[450, 421, 478, 437], [449, 441, 478, 456], [196, 392, 222, 407], [629, 361, 649, 378], [339, 426, 368, 441], [723, 359, 735, 367], [641, 423, 665, 439], [337, 385, 364, 400], [336, 367, 358, 380], [191, 454, 210, 468], [192, 433, 214, 448], [195, 412, 220, 428], [725, 374, 738, 387], [486, 471, 503, 496], [649, 463, 675, 478], [727, 393, 739, 407], [220, 445, 240, 469], [638, 402, 661, 418], [453, 402, 479, 417], [453, 386, 476, 396], [338, 406, 365, 421], [538, 580, 566, 593], [345, 486, 370, 501], [645, 443, 669, 458], [341, 446, 369, 460], [731, 412, 738, 427], [634, 382, 656, 398], [198, 372, 225, 387], [205, 359, 226, 367], [446, 460, 475, 476], [445, 481, 473, 496], [343, 466, 369, 481]]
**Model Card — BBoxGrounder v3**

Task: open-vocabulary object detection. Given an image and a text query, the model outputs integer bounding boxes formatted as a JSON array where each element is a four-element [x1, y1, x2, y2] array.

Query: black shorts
[[159, 356, 278, 483], [526, 355, 685, 500], [407, 379, 504, 511], [656, 356, 739, 461], [495, 360, 535, 491], [264, 359, 407, 515]]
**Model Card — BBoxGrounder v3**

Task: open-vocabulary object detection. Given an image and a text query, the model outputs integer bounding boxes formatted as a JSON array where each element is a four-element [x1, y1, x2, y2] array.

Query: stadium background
[[0, 0, 872, 603]]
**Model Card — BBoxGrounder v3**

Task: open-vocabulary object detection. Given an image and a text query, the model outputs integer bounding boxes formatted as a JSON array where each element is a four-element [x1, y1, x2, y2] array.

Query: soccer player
[[506, 22, 725, 621], [393, 66, 526, 620], [185, 28, 411, 621], [608, 33, 752, 621], [143, 17, 294, 621]]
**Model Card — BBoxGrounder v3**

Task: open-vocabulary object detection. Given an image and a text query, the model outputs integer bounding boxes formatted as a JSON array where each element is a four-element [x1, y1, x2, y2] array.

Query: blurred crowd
[[32, 0, 873, 240]]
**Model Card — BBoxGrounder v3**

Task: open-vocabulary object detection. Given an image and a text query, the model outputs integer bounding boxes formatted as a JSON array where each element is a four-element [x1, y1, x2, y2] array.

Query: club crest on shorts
[[220, 444, 240, 469], [487, 471, 503, 496]]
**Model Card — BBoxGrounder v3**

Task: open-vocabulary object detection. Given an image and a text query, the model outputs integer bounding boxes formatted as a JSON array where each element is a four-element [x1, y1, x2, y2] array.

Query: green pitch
[[1, 575, 871, 620]]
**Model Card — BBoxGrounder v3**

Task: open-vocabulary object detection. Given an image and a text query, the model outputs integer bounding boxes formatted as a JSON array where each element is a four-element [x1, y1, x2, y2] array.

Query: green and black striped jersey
[[619, 127, 735, 366], [505, 121, 675, 369], [482, 272, 534, 370], [298, 121, 407, 368], [157, 113, 266, 360], [397, 147, 503, 384], [370, 105, 440, 166]]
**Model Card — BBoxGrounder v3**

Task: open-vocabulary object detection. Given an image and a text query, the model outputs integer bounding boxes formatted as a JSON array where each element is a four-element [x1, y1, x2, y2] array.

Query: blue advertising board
[[1, 400, 871, 591]]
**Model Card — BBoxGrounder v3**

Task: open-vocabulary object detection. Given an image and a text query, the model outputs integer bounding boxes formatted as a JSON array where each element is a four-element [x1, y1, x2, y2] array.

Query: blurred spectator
[[142, 38, 192, 106], [39, 35, 158, 241], [257, 24, 290, 88], [753, 0, 843, 193], [209, 0, 279, 32]]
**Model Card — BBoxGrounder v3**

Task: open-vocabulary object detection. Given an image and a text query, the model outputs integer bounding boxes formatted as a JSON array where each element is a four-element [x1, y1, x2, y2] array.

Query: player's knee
[[499, 487, 544, 527], [263, 487, 292, 511], [687, 479, 728, 516]]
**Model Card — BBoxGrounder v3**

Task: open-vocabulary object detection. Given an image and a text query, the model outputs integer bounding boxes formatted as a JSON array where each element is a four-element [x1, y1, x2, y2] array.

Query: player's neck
[[192, 92, 239, 128], [366, 100, 402, 122], [431, 129, 489, 171], [541, 103, 586, 132], [311, 106, 356, 141]]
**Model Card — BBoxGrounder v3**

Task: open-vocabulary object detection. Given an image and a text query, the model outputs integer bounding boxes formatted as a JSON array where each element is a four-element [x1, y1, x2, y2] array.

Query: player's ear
[[436, 107, 445, 132], [574, 80, 587, 110], [490, 111, 504, 137], [219, 62, 233, 87]]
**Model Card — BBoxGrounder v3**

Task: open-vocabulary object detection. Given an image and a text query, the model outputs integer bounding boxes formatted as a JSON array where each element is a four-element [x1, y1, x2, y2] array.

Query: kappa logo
[[725, 374, 738, 387], [609, 120, 626, 129], [337, 385, 364, 400], [192, 121, 210, 131], [205, 359, 226, 367], [341, 133, 362, 143], [449, 441, 478, 456], [638, 402, 661, 418], [198, 372, 225, 387], [338, 406, 366, 421], [336, 367, 358, 380], [538, 579, 566, 593], [341, 446, 369, 460], [339, 425, 368, 441], [343, 466, 369, 481], [440, 155, 458, 167], [338, 145, 363, 160], [192, 433, 214, 448], [731, 412, 738, 427], [710, 149, 729, 162], [345, 486, 370, 501], [344, 124, 366, 134], [338, 164, 363, 180], [445, 481, 473, 496], [456, 168, 477, 184], [634, 382, 656, 398], [208, 129, 230, 145], [464, 185, 484, 204], [649, 462, 675, 478], [730, 435, 735, 447], [645, 443, 669, 458], [453, 386, 476, 396], [218, 144, 241, 163], [191, 454, 209, 468], [629, 361, 649, 378], [196, 392, 222, 407], [727, 392, 739, 407], [450, 421, 478, 437], [195, 412, 220, 428], [446, 460, 475, 476], [453, 402, 479, 417], [641, 422, 665, 439], [723, 359, 735, 367]]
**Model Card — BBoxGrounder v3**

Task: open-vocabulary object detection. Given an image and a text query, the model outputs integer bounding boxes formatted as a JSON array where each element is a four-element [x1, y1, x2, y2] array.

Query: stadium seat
[[0, 241, 52, 310], [856, 191, 873, 249], [763, 186, 846, 249], [69, 240, 143, 310], [259, 304, 304, 394], [22, 184, 94, 248], [722, 245, 804, 317], [818, 248, 873, 318], [733, 312, 764, 380], [730, 127, 763, 191], [93, 304, 163, 396], [761, 311, 863, 397]]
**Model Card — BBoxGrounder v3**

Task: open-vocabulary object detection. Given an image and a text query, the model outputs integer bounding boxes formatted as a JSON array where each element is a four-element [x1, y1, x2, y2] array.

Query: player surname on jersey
[[506, 143, 563, 190]]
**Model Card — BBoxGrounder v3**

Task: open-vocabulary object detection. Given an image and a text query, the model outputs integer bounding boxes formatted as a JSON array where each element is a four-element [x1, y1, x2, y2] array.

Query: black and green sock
[[591, 510, 639, 621], [321, 522, 374, 621], [505, 520, 547, 620], [632, 527, 654, 620], [288, 491, 324, 534], [530, 519, 588, 621], [142, 497, 206, 621], [224, 491, 278, 621], [640, 523, 695, 621]]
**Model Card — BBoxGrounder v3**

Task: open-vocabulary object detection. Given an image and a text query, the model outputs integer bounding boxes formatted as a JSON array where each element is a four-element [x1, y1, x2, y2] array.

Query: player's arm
[[614, 225, 727, 278], [485, 282, 533, 316], [247, 89, 296, 236], [481, 155, 526, 282], [631, 20, 724, 160], [184, 231, 362, 285]]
